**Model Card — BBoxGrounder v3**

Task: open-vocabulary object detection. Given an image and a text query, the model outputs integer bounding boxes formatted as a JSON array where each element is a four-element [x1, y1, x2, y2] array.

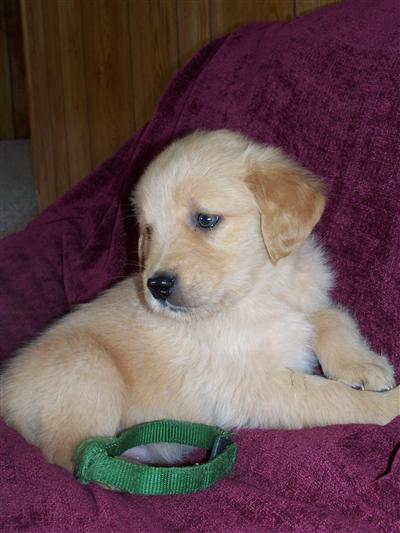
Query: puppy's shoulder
[[276, 236, 333, 314]]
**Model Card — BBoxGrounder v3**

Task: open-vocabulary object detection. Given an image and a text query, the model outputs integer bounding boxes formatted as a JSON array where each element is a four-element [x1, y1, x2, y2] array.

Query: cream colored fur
[[1, 130, 399, 471]]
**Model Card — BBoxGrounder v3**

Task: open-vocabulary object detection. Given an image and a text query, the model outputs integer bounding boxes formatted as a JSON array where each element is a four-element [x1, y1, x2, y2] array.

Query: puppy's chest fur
[[122, 291, 317, 429], [80, 240, 330, 430], [171, 301, 315, 373]]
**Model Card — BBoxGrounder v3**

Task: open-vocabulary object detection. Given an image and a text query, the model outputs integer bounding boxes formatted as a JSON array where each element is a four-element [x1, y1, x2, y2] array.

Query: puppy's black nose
[[147, 273, 176, 301]]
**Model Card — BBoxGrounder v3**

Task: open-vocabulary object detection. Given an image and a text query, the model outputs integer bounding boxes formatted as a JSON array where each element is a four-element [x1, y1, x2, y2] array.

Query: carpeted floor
[[0, 140, 37, 239]]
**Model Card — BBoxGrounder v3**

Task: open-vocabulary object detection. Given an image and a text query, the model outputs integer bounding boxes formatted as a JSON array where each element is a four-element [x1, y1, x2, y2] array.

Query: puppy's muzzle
[[147, 273, 176, 301]]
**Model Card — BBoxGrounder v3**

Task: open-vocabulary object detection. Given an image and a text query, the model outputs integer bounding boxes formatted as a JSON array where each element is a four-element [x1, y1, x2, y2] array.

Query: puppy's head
[[132, 130, 325, 319]]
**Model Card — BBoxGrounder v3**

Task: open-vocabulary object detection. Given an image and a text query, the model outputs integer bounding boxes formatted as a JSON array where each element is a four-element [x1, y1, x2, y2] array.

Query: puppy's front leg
[[311, 308, 396, 391], [271, 371, 399, 427]]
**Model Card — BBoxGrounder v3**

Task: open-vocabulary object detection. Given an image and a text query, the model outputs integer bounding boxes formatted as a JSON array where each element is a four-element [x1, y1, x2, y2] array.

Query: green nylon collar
[[74, 420, 237, 495]]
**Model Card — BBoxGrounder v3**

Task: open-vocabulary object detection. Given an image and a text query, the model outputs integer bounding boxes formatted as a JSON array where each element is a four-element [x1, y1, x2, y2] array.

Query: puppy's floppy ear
[[246, 162, 326, 264]]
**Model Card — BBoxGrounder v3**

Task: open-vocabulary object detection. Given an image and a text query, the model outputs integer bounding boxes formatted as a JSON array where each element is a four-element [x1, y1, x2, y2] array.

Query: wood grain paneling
[[81, 0, 135, 168], [177, 0, 210, 67], [21, 0, 57, 207], [57, 0, 92, 188], [129, 0, 179, 130], [42, 0, 70, 198], [21, 0, 345, 210], [211, 0, 293, 37], [0, 0, 29, 140], [3, 0, 29, 138], [0, 0, 14, 139]]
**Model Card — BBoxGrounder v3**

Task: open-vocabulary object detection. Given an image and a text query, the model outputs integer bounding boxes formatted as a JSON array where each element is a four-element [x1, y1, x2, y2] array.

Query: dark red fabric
[[1, 0, 400, 530]]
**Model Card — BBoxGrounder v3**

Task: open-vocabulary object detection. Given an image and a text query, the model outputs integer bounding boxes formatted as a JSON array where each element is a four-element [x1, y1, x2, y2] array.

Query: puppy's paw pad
[[337, 361, 396, 392]]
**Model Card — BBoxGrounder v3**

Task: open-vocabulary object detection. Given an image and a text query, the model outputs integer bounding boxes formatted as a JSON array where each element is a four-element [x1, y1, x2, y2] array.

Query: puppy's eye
[[145, 225, 152, 239], [196, 214, 220, 229]]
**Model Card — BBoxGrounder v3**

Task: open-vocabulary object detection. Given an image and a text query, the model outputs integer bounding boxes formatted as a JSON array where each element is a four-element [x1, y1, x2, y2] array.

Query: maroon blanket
[[1, 0, 400, 530]]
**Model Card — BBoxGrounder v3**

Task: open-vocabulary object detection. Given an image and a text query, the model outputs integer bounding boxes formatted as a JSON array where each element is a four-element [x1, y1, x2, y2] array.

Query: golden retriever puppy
[[1, 130, 398, 471]]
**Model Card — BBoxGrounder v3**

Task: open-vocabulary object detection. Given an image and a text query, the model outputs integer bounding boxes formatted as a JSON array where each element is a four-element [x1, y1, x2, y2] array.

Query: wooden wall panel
[[3, 0, 29, 138], [41, 0, 70, 199], [128, 0, 179, 130], [177, 0, 210, 67], [21, 0, 57, 207], [0, 0, 14, 139], [81, 0, 135, 168], [57, 0, 92, 188], [20, 0, 345, 210], [211, 0, 293, 37], [0, 0, 29, 140]]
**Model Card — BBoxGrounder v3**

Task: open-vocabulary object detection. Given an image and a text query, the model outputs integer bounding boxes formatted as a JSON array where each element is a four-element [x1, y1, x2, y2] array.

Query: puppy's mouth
[[146, 294, 200, 319], [164, 300, 198, 314]]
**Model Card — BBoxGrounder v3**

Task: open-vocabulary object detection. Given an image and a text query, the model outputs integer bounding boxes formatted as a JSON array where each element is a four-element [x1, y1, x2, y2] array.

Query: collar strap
[[74, 420, 237, 495]]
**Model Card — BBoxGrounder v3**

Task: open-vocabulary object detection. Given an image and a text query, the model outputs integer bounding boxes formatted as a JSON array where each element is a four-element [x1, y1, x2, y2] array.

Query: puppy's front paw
[[335, 354, 396, 392]]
